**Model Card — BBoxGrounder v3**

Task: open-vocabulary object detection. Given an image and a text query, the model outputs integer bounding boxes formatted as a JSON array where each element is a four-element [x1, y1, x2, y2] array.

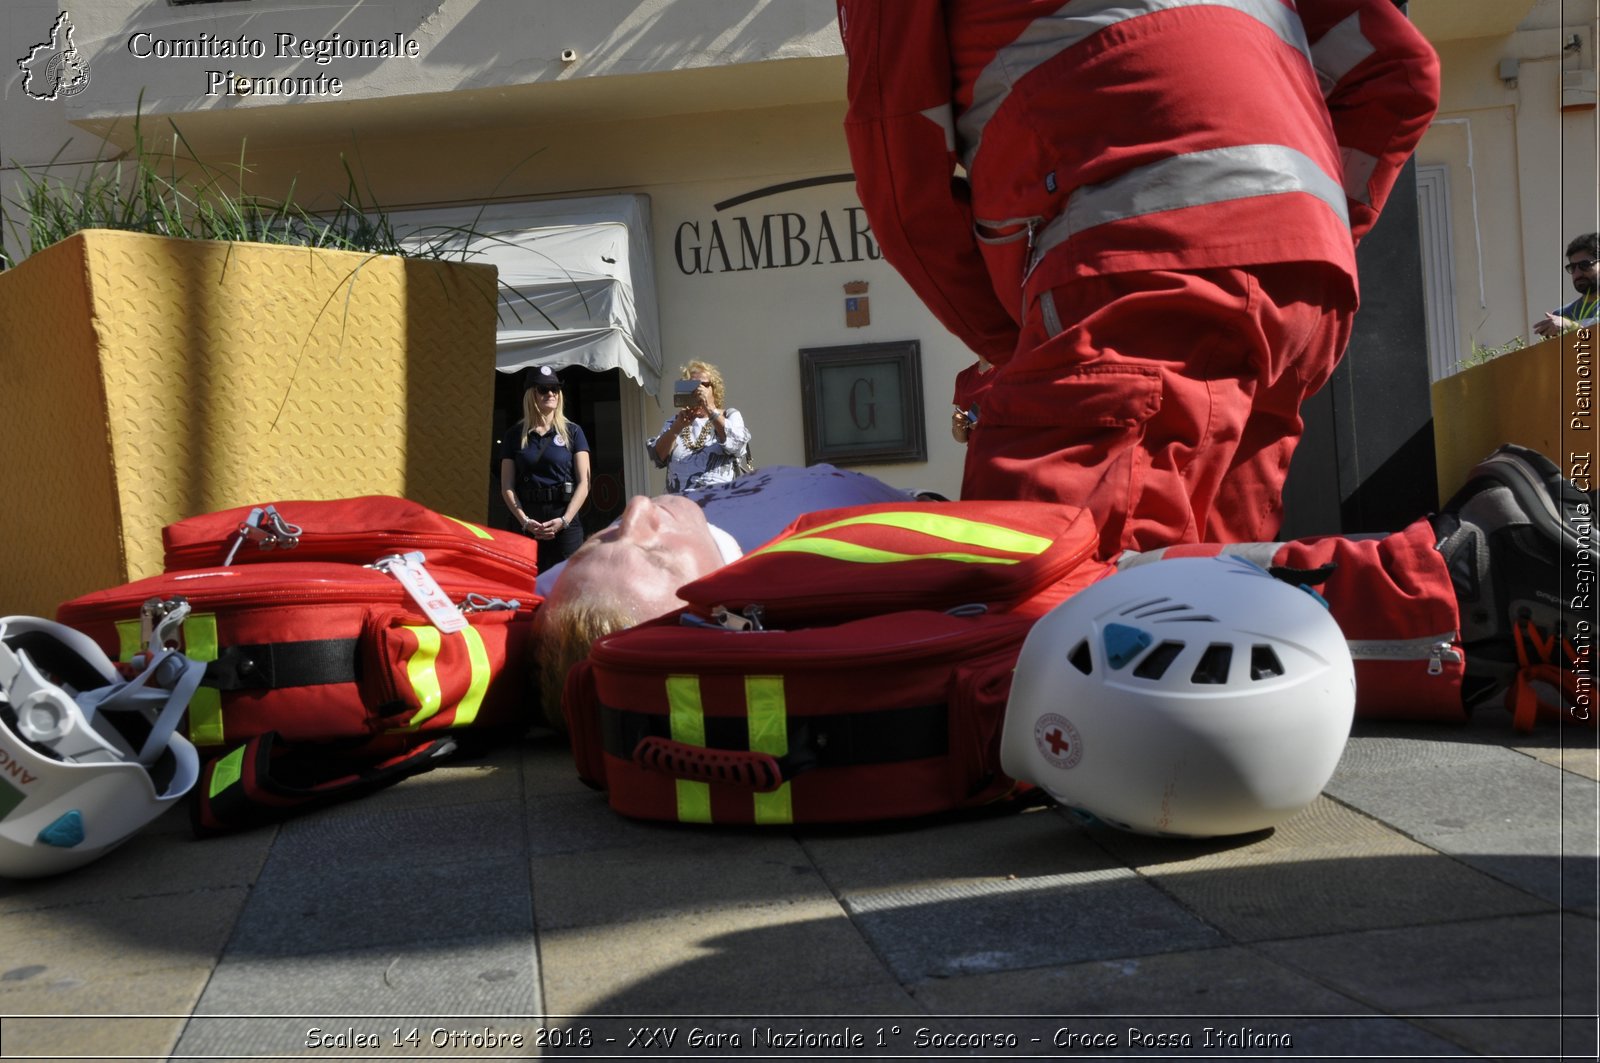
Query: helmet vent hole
[[1132, 641, 1184, 679], [1068, 640, 1093, 675], [1119, 596, 1169, 616], [1130, 602, 1191, 619], [1250, 645, 1284, 680], [1190, 643, 1233, 684]]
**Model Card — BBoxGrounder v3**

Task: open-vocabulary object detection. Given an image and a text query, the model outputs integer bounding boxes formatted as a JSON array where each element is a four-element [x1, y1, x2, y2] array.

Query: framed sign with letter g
[[798, 341, 927, 466]]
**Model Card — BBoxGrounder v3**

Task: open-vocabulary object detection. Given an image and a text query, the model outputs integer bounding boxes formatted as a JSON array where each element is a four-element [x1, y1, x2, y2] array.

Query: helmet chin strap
[[1, 619, 203, 769], [74, 649, 204, 766]]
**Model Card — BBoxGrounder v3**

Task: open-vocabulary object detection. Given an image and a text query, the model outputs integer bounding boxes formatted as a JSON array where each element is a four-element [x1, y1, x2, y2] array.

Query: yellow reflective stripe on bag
[[114, 620, 142, 663], [208, 744, 247, 799], [754, 510, 1052, 563], [755, 538, 1021, 566], [443, 515, 494, 540], [392, 625, 495, 733], [746, 676, 792, 825], [452, 626, 492, 727], [666, 675, 712, 823], [116, 614, 226, 747], [403, 626, 445, 728], [181, 615, 223, 746]]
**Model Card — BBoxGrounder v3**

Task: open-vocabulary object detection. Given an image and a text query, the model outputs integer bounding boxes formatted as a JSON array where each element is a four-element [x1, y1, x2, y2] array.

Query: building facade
[[4, 0, 1595, 529]]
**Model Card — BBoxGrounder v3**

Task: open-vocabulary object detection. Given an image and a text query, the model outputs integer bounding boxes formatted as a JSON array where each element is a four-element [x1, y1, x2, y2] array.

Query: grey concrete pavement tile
[[0, 889, 246, 986], [1519, 741, 1600, 781], [1414, 1004, 1598, 1060], [532, 834, 831, 931], [174, 935, 540, 1058], [1094, 802, 1553, 940], [524, 789, 706, 855], [227, 855, 531, 957], [194, 936, 540, 1014], [0, 823, 271, 915], [1327, 736, 1598, 907], [266, 796, 528, 870], [1092, 794, 1416, 868], [1142, 849, 1552, 942], [0, 961, 210, 1023], [844, 869, 1222, 983], [520, 733, 598, 798], [801, 805, 1119, 895], [538, 899, 894, 1015], [1, 1013, 189, 1060], [909, 945, 1378, 1014], [1329, 735, 1579, 842], [1258, 912, 1597, 1014]]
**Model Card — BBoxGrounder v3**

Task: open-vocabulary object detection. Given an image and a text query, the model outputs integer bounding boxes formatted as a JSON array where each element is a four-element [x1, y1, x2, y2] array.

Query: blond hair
[[534, 595, 639, 731], [520, 386, 574, 448], [681, 360, 727, 410]]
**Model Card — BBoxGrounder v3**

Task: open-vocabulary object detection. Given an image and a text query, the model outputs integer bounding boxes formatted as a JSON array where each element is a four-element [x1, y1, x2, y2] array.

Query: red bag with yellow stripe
[[565, 500, 1110, 825], [55, 497, 541, 832]]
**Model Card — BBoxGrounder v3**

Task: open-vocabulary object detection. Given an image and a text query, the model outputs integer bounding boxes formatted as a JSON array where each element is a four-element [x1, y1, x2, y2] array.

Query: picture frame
[[798, 340, 927, 466]]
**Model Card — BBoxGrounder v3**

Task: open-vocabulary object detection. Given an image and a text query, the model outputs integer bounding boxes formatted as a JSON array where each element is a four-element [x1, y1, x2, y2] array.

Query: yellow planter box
[[1431, 330, 1591, 504], [0, 229, 499, 616]]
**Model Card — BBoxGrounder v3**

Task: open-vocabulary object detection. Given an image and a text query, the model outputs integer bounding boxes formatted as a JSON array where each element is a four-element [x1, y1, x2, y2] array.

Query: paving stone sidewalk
[[1, 712, 1596, 1061]]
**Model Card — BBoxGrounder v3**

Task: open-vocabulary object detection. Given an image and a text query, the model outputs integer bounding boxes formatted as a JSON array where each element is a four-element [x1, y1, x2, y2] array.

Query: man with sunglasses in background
[[1533, 232, 1599, 339]]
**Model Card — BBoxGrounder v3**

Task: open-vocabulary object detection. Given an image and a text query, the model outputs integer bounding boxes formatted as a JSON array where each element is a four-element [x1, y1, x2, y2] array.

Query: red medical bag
[[565, 500, 1110, 825], [58, 496, 542, 751]]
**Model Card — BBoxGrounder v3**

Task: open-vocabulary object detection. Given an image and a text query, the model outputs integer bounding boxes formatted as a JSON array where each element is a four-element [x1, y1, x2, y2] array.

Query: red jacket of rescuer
[[836, 0, 1441, 365]]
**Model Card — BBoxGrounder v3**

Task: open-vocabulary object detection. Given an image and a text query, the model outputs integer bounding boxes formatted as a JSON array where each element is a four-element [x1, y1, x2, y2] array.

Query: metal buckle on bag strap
[[223, 505, 302, 565], [139, 596, 193, 653]]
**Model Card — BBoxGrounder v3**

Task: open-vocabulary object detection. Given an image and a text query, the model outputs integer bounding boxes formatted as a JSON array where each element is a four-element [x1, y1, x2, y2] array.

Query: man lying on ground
[[536, 449, 1591, 735]]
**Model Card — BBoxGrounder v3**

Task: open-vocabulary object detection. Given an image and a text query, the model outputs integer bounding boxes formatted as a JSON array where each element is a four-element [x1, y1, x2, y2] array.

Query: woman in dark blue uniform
[[499, 365, 591, 570]]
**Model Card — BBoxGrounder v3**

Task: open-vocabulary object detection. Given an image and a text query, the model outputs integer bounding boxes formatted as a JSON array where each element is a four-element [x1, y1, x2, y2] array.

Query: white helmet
[[0, 616, 202, 877], [1000, 557, 1355, 838]]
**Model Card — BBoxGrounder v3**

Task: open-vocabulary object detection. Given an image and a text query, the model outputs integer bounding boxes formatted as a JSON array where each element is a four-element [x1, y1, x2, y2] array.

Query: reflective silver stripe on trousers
[[1310, 12, 1375, 94], [1031, 143, 1351, 265], [958, 0, 1314, 170], [920, 102, 958, 153], [1340, 146, 1379, 206]]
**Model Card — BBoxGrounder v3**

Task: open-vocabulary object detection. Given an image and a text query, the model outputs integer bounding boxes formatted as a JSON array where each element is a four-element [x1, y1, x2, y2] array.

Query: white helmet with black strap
[[1000, 556, 1356, 838], [0, 615, 202, 877]]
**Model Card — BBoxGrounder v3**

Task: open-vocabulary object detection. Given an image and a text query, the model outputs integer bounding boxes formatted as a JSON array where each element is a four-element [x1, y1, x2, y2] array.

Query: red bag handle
[[632, 737, 786, 792]]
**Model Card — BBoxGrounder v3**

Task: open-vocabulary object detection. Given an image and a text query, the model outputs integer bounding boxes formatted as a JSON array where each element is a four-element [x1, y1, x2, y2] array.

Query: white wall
[[647, 173, 973, 498], [1416, 1, 1600, 360]]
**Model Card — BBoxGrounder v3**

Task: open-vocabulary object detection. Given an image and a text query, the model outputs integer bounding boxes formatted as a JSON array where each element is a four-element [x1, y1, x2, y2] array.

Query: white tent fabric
[[391, 195, 663, 392]]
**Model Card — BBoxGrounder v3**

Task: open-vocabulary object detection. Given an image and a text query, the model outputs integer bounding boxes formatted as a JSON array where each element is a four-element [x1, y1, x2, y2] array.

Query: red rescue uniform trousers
[[964, 260, 1356, 558]]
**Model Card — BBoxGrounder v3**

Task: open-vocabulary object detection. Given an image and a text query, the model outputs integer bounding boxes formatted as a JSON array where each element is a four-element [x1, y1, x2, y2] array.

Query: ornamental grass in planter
[[0, 126, 500, 615]]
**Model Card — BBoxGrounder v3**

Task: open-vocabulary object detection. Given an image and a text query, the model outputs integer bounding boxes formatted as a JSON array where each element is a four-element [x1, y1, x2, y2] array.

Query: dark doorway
[[489, 366, 625, 537]]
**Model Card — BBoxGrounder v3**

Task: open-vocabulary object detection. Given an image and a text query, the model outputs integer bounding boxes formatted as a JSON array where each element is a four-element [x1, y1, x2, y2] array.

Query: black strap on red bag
[[190, 731, 459, 837]]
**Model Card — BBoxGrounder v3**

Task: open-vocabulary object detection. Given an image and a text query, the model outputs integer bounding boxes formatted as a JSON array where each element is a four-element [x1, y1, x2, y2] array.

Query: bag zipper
[[1345, 633, 1463, 676], [596, 612, 1032, 674], [62, 568, 534, 622], [169, 529, 538, 581]]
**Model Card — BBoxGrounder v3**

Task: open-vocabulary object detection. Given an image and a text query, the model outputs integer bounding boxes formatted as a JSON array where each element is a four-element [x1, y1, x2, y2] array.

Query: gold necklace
[[679, 418, 715, 453]]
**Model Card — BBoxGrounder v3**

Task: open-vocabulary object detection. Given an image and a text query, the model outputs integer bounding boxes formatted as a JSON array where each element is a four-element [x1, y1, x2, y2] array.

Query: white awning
[[391, 194, 663, 392]]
